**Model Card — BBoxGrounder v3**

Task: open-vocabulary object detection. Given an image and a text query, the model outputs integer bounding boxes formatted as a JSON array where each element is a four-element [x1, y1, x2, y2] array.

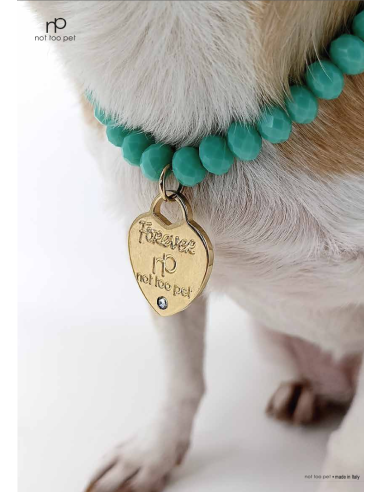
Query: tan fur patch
[[247, 0, 363, 176], [279, 74, 363, 176], [250, 0, 361, 103]]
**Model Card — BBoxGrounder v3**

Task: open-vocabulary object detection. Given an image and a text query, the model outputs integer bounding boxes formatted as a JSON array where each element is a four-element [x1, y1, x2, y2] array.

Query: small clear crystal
[[157, 296, 168, 310]]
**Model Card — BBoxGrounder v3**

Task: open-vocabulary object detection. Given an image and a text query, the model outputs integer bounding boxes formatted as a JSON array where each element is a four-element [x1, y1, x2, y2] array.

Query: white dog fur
[[30, 2, 364, 491]]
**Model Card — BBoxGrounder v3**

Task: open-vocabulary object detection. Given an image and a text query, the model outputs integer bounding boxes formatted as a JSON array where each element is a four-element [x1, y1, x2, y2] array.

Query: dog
[[29, 2, 364, 491]]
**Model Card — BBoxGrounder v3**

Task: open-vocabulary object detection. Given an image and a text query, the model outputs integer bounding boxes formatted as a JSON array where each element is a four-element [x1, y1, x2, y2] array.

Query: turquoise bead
[[329, 34, 364, 75], [306, 60, 344, 100], [257, 106, 292, 144], [122, 131, 154, 166], [172, 147, 207, 186], [140, 144, 174, 181], [94, 105, 114, 126], [352, 11, 364, 41], [227, 123, 262, 161], [106, 125, 131, 147], [199, 136, 234, 175], [285, 86, 319, 124]]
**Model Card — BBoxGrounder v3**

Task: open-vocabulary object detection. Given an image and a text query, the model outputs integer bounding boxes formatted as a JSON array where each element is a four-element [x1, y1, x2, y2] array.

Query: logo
[[152, 254, 177, 278], [46, 18, 67, 34], [35, 18, 76, 43]]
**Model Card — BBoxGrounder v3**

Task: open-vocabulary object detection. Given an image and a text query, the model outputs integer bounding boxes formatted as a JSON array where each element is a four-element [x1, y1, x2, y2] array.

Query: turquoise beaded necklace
[[87, 9, 364, 188]]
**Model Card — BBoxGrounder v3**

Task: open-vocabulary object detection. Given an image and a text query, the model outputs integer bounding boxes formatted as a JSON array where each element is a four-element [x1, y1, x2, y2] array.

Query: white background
[[18, 4, 346, 492]]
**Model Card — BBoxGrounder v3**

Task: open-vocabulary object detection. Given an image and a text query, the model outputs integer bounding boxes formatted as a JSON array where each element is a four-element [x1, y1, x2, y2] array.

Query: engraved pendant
[[128, 192, 214, 316]]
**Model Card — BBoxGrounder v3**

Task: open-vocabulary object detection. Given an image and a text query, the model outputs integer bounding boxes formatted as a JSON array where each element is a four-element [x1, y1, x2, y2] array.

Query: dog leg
[[318, 361, 364, 492], [85, 295, 207, 492]]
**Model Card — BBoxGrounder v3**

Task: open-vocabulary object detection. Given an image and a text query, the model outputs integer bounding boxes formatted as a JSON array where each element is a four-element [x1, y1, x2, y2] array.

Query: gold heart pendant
[[128, 192, 214, 316]]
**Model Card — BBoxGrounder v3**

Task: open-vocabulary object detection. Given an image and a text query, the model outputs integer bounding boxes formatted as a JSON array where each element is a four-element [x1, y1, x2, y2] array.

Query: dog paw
[[85, 428, 190, 492], [266, 381, 324, 425]]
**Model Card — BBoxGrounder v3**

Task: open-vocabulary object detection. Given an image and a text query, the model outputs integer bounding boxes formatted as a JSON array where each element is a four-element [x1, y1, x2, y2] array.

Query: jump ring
[[159, 164, 183, 201]]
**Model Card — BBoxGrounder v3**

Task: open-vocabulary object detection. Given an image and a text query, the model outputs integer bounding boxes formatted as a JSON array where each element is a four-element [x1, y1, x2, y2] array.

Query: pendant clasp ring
[[159, 164, 184, 201]]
